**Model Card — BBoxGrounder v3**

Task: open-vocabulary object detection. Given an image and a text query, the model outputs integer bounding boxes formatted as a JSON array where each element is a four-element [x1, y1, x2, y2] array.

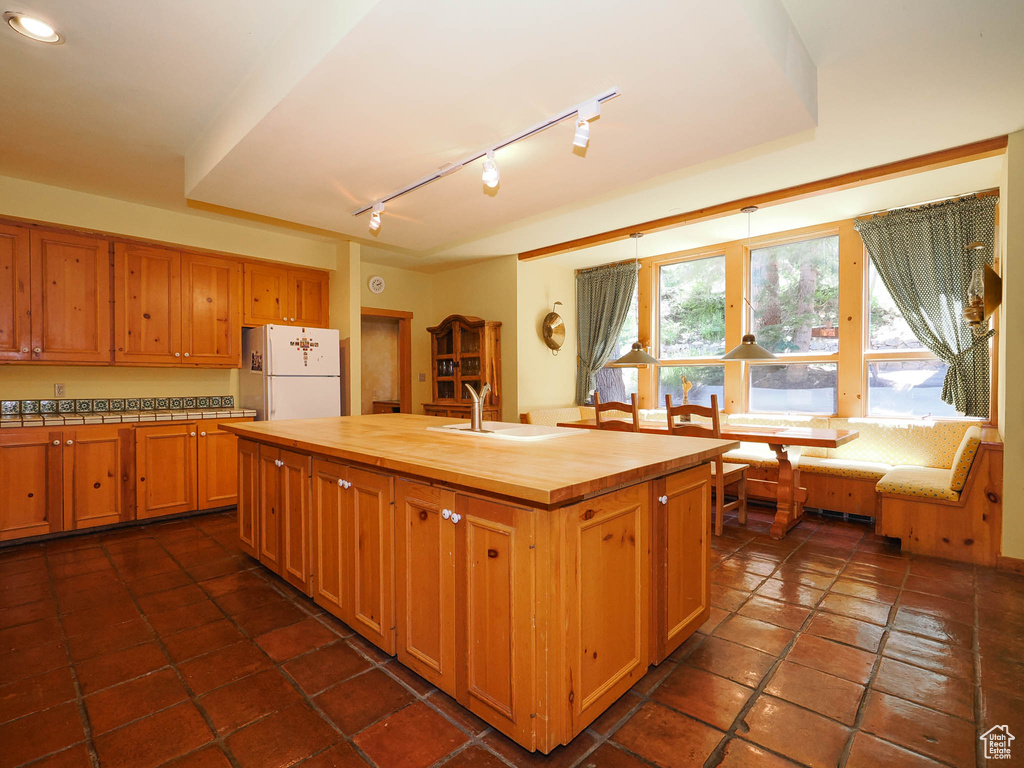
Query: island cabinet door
[[651, 465, 711, 664], [279, 449, 312, 593], [561, 483, 651, 738], [348, 466, 395, 654], [312, 459, 349, 617], [453, 495, 535, 747], [257, 446, 283, 573], [395, 479, 457, 692], [237, 439, 259, 558]]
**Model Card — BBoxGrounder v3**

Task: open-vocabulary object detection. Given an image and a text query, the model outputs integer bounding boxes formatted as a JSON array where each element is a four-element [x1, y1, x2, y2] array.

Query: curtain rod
[[576, 258, 639, 276], [857, 188, 998, 219]]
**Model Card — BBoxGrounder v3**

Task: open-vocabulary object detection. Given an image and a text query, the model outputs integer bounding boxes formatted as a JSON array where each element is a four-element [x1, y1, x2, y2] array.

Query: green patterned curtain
[[855, 196, 997, 418], [575, 262, 638, 405]]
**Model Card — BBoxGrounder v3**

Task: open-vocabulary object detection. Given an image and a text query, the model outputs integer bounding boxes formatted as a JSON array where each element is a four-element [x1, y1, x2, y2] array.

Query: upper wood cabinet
[[0, 223, 31, 362], [243, 263, 329, 328], [30, 230, 112, 363], [114, 244, 241, 367]]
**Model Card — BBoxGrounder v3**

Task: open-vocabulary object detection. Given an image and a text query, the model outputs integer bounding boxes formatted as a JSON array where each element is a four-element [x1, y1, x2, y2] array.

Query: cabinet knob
[[174, 352, 180, 357], [184, 352, 190, 357], [290, 317, 295, 322], [275, 459, 284, 467], [659, 495, 668, 505], [190, 431, 196, 437], [52, 440, 60, 446], [441, 509, 452, 520], [450, 512, 462, 524], [282, 316, 287, 320], [21, 347, 28, 353], [200, 431, 206, 437], [66, 440, 74, 446], [33, 347, 41, 353]]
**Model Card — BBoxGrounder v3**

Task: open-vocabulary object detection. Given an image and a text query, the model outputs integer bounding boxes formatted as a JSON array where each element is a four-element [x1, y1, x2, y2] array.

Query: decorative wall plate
[[542, 301, 565, 355]]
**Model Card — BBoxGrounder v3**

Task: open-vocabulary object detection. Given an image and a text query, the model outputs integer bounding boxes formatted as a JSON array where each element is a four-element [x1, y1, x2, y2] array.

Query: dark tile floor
[[1, 507, 1022, 768]]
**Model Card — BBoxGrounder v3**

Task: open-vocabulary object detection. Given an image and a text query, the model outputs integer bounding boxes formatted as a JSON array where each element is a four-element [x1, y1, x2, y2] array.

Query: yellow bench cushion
[[523, 406, 595, 426], [949, 426, 983, 492], [828, 418, 974, 468], [723, 448, 778, 470], [876, 466, 959, 501], [798, 457, 893, 481]]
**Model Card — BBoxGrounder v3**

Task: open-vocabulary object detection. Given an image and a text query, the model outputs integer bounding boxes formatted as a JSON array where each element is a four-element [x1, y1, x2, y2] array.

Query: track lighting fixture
[[481, 151, 500, 188], [368, 202, 384, 232], [352, 88, 620, 223]]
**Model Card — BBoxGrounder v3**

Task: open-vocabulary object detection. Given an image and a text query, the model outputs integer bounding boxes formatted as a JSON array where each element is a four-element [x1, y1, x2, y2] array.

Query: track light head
[[369, 201, 385, 232], [481, 151, 500, 189], [573, 119, 590, 148]]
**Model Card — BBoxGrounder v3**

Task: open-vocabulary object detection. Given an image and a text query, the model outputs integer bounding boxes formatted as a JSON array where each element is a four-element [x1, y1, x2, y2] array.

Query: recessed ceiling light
[[4, 12, 63, 44]]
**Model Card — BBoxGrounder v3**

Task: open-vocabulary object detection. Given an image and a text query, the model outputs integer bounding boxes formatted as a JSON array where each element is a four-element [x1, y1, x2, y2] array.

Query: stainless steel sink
[[426, 421, 576, 441]]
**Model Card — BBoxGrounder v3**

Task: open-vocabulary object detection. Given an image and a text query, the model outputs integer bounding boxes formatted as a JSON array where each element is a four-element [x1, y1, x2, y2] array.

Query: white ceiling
[[0, 0, 1022, 271]]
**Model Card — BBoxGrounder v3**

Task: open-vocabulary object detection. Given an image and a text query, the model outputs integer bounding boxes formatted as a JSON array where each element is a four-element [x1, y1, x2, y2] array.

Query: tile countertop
[[0, 409, 256, 428]]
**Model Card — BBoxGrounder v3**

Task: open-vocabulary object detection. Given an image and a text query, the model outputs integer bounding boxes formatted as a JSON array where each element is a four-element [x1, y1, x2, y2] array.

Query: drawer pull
[[441, 509, 451, 520], [450, 512, 461, 524], [338, 479, 351, 489], [659, 495, 668, 505]]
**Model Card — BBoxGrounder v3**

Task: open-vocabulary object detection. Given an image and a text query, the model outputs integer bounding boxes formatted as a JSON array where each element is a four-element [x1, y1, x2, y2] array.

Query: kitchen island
[[223, 414, 736, 752]]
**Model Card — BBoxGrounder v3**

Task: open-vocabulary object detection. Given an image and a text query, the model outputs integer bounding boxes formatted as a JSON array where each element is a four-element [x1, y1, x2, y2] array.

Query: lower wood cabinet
[[136, 418, 251, 520], [313, 459, 395, 653], [254, 444, 311, 591], [0, 425, 132, 541]]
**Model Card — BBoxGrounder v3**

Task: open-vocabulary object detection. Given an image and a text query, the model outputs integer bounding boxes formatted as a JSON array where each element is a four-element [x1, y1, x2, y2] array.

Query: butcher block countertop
[[223, 413, 738, 508]]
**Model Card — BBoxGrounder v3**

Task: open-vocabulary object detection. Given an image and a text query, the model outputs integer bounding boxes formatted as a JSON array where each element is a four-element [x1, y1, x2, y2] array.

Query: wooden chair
[[593, 392, 640, 432], [665, 394, 747, 536]]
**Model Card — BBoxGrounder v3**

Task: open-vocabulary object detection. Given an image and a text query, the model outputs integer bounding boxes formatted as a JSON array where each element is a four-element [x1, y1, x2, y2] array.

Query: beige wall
[[360, 317, 400, 414], [0, 174, 340, 402], [999, 131, 1024, 559], [517, 259, 577, 413], [330, 242, 362, 414]]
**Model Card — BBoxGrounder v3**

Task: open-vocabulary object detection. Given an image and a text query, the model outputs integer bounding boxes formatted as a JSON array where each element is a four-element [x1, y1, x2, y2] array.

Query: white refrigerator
[[240, 325, 342, 420]]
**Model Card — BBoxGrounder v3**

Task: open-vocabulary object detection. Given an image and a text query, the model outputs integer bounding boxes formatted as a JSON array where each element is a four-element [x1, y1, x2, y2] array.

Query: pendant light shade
[[615, 341, 659, 366], [721, 334, 777, 360], [721, 206, 777, 361]]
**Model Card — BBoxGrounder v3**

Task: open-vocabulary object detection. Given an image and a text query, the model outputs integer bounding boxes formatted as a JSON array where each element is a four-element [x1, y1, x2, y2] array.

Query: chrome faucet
[[464, 382, 491, 432]]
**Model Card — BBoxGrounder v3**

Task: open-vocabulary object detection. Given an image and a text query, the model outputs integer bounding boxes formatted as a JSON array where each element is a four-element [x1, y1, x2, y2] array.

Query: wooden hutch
[[423, 314, 501, 419]]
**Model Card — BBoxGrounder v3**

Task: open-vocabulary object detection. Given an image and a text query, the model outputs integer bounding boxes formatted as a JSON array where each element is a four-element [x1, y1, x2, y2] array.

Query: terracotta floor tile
[[737, 595, 810, 631], [841, 562, 906, 587], [712, 567, 768, 592], [75, 641, 169, 695], [892, 607, 973, 649], [710, 583, 750, 611], [860, 690, 977, 767], [980, 687, 1024, 732], [0, 701, 85, 768], [125, 569, 193, 597], [61, 599, 141, 638], [904, 574, 974, 603], [908, 559, 974, 583], [299, 742, 373, 768], [845, 732, 947, 768], [818, 592, 892, 626], [161, 745, 234, 768], [315, 668, 415, 735], [978, 627, 1024, 661], [0, 579, 51, 609], [66, 618, 155, 662], [686, 637, 775, 688], [613, 701, 723, 768], [136, 584, 208, 614], [84, 667, 188, 734], [232, 599, 308, 637], [722, 554, 779, 576], [770, 564, 834, 590], [850, 551, 909, 572], [829, 577, 899, 604], [883, 630, 974, 679], [741, 694, 850, 768], [147, 599, 225, 636], [200, 667, 303, 735], [198, 570, 267, 598], [578, 743, 649, 768], [628, 660, 675, 695], [588, 691, 642, 735], [0, 665, 77, 724], [696, 605, 730, 634], [213, 584, 284, 615], [382, 659, 437, 695], [783, 552, 846, 575], [0, 596, 58, 630], [93, 701, 213, 768], [764, 661, 864, 725], [898, 590, 975, 625], [785, 634, 876, 685], [980, 654, 1024, 698], [427, 690, 491, 737], [754, 578, 824, 608], [355, 701, 468, 768], [254, 617, 337, 662], [163, 620, 245, 663], [805, 612, 884, 652], [227, 702, 338, 768], [177, 640, 271, 695], [0, 641, 68, 686], [652, 664, 753, 729], [25, 743, 94, 768], [186, 556, 248, 583], [0, 617, 63, 655], [716, 739, 801, 768], [713, 614, 794, 656], [283, 639, 372, 695]]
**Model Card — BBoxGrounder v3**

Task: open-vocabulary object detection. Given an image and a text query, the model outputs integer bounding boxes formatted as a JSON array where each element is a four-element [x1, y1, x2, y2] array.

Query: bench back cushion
[[949, 426, 983, 491], [522, 406, 595, 426], [827, 418, 974, 469]]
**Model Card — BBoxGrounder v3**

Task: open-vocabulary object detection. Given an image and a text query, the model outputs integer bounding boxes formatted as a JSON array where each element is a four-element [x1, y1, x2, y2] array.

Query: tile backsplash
[[1, 395, 235, 415]]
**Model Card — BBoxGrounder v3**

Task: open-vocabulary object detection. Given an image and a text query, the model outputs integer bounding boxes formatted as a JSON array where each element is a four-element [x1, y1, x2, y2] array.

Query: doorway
[[360, 307, 412, 414]]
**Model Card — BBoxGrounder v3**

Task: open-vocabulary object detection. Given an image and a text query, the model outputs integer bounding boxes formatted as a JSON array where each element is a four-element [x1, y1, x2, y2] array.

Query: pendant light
[[614, 233, 659, 366], [721, 207, 777, 361]]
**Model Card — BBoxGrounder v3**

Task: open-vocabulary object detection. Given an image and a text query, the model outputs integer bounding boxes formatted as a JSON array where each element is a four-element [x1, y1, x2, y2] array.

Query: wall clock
[[368, 275, 386, 294]]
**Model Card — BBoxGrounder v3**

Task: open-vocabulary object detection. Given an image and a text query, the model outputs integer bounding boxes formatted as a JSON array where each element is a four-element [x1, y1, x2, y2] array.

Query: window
[[658, 365, 723, 409], [750, 363, 837, 414], [592, 284, 639, 404], [866, 263, 968, 418]]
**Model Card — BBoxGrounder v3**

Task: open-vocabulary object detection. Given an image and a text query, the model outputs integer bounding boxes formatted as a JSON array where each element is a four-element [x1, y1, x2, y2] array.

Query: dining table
[[556, 418, 859, 539]]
